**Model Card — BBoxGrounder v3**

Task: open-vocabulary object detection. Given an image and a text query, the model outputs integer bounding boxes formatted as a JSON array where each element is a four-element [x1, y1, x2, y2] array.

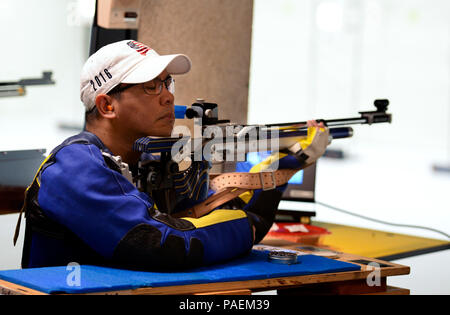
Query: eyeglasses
[[108, 76, 175, 96], [142, 76, 175, 95]]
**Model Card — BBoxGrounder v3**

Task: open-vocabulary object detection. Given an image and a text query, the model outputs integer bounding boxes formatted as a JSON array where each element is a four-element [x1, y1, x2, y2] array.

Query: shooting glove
[[288, 125, 330, 165]]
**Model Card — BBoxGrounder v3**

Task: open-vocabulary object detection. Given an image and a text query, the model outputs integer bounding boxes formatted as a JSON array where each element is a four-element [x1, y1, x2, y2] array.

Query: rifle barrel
[[261, 109, 391, 129], [263, 117, 367, 129]]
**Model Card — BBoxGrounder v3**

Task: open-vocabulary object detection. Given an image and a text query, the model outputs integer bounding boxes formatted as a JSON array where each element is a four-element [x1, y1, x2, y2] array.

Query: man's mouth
[[159, 113, 175, 121]]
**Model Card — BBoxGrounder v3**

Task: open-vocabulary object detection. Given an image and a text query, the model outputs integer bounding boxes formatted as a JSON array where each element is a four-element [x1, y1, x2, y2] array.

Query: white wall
[[250, 0, 450, 294], [250, 0, 449, 157], [0, 0, 93, 269], [0, 0, 93, 152]]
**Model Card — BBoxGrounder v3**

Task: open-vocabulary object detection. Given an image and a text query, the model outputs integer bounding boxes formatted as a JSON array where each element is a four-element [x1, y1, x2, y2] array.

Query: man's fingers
[[307, 120, 327, 130], [311, 120, 325, 129], [307, 120, 319, 127]]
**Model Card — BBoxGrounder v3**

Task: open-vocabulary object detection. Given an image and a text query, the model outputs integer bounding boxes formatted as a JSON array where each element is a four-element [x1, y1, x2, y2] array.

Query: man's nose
[[160, 86, 174, 106]]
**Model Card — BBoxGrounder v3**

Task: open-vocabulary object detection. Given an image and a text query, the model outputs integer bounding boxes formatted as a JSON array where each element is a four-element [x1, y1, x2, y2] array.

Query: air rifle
[[133, 99, 391, 162], [132, 99, 392, 217]]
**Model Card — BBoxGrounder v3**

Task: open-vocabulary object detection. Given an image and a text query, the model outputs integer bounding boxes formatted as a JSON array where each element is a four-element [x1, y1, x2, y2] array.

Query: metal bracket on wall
[[89, 0, 139, 56], [0, 72, 55, 98]]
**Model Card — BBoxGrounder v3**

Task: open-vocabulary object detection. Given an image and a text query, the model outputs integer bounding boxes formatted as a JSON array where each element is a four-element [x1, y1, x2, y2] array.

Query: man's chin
[[147, 128, 173, 138]]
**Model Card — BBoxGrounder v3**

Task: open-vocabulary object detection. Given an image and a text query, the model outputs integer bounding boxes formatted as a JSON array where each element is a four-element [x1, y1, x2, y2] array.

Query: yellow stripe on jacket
[[182, 209, 248, 228]]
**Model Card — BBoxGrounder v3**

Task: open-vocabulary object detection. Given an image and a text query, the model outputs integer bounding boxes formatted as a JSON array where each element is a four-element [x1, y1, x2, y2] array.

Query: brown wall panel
[[139, 0, 253, 124]]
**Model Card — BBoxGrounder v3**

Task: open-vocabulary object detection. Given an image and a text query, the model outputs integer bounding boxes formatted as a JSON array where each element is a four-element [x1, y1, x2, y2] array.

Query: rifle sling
[[173, 168, 303, 219]]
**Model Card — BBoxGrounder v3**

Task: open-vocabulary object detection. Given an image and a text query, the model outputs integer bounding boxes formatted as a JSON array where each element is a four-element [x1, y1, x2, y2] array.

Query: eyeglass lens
[[143, 77, 175, 95]]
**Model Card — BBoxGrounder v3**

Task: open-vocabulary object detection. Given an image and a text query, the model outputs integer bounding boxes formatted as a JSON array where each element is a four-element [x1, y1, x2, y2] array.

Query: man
[[16, 40, 329, 271]]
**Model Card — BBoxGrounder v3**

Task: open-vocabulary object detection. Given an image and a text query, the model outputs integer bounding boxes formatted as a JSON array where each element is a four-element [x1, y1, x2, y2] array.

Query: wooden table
[[0, 251, 410, 295]]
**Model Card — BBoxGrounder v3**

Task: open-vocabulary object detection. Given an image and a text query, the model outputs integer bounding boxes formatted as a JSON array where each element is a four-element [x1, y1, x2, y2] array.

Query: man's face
[[112, 70, 175, 138]]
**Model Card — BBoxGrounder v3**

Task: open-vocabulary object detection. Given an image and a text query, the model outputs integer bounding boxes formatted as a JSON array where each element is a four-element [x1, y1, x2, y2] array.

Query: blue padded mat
[[0, 250, 360, 294]]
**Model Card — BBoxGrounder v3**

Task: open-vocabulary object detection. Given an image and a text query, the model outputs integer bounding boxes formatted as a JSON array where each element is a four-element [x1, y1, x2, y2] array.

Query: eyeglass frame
[[107, 75, 175, 96]]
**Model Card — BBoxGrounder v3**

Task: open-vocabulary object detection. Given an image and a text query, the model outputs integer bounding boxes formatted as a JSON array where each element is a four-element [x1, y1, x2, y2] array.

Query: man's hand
[[288, 120, 330, 165]]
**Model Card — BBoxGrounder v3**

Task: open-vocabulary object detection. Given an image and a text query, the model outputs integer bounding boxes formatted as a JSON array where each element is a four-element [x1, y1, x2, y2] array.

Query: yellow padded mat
[[313, 221, 450, 260]]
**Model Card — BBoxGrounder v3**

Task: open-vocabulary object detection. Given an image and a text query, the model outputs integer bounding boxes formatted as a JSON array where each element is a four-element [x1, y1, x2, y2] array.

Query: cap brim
[[121, 54, 191, 84]]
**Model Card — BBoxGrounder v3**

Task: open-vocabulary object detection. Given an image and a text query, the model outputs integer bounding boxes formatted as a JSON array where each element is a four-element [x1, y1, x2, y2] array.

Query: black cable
[[316, 201, 450, 239]]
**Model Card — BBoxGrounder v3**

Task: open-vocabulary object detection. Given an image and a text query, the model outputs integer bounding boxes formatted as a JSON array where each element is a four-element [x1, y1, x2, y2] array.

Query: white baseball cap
[[80, 40, 192, 111]]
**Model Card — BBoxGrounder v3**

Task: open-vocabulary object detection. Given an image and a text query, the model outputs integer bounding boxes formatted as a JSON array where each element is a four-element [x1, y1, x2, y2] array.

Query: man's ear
[[95, 94, 116, 118]]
